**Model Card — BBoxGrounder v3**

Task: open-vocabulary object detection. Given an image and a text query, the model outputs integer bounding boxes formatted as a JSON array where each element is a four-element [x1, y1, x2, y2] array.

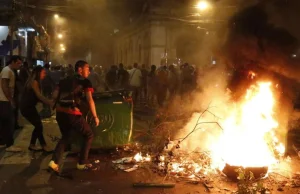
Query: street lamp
[[196, 1, 209, 11]]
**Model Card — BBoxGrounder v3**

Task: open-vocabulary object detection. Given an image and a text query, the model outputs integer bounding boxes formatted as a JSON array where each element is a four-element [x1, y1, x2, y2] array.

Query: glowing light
[[58, 34, 63, 39], [196, 1, 209, 10], [54, 14, 59, 19], [60, 44, 64, 47], [60, 47, 66, 51]]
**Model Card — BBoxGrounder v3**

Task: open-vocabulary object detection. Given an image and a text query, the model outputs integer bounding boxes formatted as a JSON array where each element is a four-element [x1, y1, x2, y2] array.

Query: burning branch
[[178, 106, 224, 144]]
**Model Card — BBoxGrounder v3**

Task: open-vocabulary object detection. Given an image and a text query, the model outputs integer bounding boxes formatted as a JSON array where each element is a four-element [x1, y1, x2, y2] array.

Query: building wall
[[115, 22, 140, 66], [114, 20, 170, 67], [114, 19, 214, 67]]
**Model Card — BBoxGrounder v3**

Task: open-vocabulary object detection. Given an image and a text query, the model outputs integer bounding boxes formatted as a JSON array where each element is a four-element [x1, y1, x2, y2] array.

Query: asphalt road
[[0, 110, 300, 194]]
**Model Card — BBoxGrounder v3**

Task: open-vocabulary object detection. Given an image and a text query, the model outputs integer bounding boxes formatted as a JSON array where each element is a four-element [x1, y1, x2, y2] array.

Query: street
[[0, 110, 299, 194], [0, 111, 209, 194]]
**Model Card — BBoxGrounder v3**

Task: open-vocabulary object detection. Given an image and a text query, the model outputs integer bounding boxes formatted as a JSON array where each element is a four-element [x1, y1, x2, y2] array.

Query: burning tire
[[222, 163, 268, 181]]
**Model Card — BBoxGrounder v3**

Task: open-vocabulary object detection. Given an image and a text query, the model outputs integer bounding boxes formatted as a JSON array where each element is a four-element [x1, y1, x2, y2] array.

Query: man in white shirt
[[128, 63, 142, 105], [0, 56, 23, 152]]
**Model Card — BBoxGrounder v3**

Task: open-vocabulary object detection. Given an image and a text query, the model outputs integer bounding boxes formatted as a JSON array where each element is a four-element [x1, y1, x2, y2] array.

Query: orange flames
[[129, 81, 287, 178], [211, 82, 285, 170]]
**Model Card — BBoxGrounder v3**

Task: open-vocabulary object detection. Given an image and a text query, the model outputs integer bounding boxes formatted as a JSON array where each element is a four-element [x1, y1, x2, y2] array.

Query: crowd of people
[[0, 56, 198, 175], [103, 62, 198, 107]]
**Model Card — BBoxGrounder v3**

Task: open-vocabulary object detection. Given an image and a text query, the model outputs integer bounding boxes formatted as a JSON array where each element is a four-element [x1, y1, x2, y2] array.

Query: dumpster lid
[[93, 90, 129, 98]]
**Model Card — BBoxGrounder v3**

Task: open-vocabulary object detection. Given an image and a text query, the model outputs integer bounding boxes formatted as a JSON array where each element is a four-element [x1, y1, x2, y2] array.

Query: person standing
[[20, 66, 54, 152], [19, 61, 30, 86], [128, 63, 142, 105], [168, 64, 179, 99], [156, 65, 169, 107], [88, 67, 102, 92], [147, 65, 157, 106], [140, 64, 149, 104], [117, 63, 129, 89], [105, 65, 118, 91], [0, 56, 22, 152], [48, 60, 100, 174], [12, 68, 23, 130]]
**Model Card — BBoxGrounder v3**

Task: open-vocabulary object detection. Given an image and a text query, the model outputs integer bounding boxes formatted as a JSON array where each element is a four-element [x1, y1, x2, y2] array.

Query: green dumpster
[[71, 90, 133, 149]]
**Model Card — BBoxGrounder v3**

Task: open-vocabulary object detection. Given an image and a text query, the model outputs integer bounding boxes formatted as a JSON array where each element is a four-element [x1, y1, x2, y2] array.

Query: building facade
[[113, 1, 237, 68]]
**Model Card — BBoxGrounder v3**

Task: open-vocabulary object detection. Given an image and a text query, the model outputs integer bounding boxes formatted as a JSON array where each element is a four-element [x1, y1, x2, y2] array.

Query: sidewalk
[[0, 115, 60, 165]]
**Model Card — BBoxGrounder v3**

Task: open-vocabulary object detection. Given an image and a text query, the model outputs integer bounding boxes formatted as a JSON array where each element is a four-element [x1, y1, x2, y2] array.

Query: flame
[[133, 152, 151, 162], [211, 82, 285, 169], [145, 154, 151, 162], [134, 153, 143, 162], [248, 71, 256, 79]]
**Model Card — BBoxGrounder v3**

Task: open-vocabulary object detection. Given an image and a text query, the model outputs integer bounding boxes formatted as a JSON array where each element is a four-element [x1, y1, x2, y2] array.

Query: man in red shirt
[[48, 60, 100, 174]]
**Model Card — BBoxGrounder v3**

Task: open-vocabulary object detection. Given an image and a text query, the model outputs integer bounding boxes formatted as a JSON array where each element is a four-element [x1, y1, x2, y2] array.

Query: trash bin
[[71, 90, 133, 149]]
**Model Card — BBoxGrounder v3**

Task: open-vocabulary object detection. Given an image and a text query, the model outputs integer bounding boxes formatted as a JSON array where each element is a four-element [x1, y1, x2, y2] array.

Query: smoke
[[222, 3, 300, 82], [174, 1, 300, 153], [63, 0, 134, 65], [174, 65, 231, 152]]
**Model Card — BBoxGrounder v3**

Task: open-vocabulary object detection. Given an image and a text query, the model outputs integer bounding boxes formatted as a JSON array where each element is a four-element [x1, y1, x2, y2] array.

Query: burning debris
[[111, 78, 300, 193], [109, 3, 300, 193]]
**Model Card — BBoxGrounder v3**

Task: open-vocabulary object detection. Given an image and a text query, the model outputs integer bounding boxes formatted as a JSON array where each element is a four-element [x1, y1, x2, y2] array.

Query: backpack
[[54, 76, 83, 109]]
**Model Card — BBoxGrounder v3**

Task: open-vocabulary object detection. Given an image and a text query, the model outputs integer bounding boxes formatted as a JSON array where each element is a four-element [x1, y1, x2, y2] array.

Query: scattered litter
[[124, 165, 139, 172], [112, 157, 133, 164], [115, 164, 127, 170]]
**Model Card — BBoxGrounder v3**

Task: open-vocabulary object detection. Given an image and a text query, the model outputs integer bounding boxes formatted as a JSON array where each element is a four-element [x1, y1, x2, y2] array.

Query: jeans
[[0, 101, 14, 147], [21, 107, 46, 146], [52, 112, 94, 165]]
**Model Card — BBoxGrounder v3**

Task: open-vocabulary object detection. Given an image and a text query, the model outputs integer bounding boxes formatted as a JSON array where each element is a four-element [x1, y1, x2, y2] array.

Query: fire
[[134, 153, 143, 162], [133, 152, 151, 162], [211, 82, 285, 170]]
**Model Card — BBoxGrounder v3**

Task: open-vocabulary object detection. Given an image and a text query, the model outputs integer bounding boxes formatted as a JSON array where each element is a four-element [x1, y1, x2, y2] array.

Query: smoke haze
[[174, 1, 300, 153]]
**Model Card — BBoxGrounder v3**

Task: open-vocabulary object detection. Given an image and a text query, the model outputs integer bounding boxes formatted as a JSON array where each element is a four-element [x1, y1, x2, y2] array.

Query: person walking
[[48, 60, 100, 174], [20, 66, 53, 152], [0, 56, 23, 152]]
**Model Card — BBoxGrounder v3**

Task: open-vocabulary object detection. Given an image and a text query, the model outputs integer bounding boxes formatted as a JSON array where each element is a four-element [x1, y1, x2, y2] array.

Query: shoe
[[28, 145, 43, 152], [48, 160, 60, 175], [77, 163, 96, 170], [42, 146, 53, 153], [48, 160, 73, 179], [5, 146, 22, 152]]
